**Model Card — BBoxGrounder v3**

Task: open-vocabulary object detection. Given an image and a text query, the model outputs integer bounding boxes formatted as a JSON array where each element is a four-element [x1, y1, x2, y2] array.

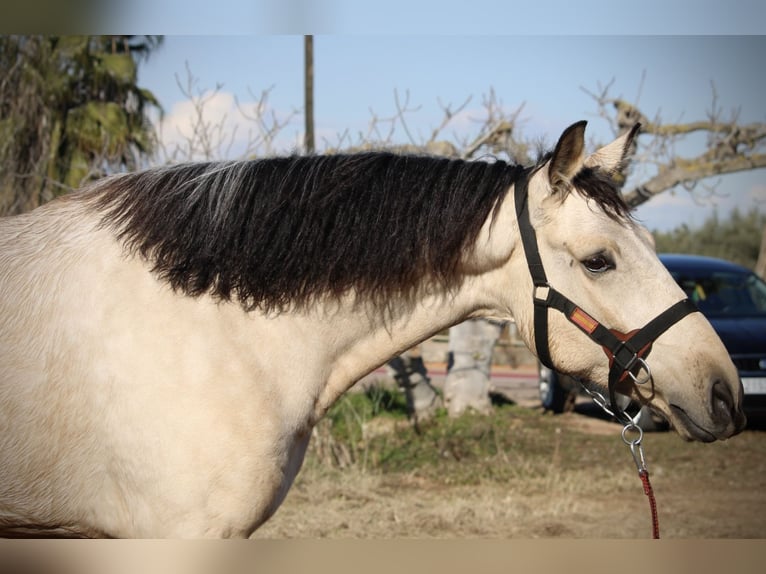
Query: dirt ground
[[254, 407, 766, 539]]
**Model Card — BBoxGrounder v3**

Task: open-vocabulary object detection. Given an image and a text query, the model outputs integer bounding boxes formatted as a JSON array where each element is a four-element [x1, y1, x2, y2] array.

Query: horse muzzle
[[668, 378, 747, 442]]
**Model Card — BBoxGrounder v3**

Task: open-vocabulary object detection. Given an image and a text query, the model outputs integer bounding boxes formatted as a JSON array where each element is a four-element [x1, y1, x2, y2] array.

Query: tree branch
[[584, 80, 766, 210], [624, 152, 766, 207]]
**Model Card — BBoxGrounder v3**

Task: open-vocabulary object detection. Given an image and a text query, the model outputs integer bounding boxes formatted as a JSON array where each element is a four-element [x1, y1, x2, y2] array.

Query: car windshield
[[669, 268, 766, 318]]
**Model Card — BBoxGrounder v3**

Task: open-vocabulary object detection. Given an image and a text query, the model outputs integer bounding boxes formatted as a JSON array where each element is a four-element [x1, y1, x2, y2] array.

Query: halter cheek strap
[[513, 169, 699, 424]]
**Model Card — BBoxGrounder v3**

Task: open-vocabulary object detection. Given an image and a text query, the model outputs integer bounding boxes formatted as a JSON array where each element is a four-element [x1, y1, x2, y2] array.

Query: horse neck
[[311, 189, 524, 416], [309, 274, 506, 420]]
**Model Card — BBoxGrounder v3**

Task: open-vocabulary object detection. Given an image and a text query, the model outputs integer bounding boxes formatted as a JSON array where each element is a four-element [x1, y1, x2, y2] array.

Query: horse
[[0, 121, 745, 537]]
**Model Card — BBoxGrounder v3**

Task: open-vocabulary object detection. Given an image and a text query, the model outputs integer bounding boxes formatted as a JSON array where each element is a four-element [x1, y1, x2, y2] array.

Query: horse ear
[[548, 120, 587, 189], [584, 123, 641, 175]]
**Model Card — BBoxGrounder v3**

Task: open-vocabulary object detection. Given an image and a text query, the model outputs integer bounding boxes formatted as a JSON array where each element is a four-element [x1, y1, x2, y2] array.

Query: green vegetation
[[653, 207, 765, 270], [0, 35, 162, 215], [307, 388, 626, 485], [267, 391, 766, 537], [306, 384, 766, 487], [302, 384, 766, 528]]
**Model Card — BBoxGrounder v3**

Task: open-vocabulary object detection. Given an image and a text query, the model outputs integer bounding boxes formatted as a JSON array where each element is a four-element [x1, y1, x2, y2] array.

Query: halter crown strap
[[513, 170, 554, 369]]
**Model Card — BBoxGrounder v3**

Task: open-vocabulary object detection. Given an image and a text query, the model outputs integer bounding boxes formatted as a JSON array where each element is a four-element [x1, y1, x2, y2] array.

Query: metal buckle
[[533, 284, 550, 304], [613, 343, 652, 386], [613, 341, 639, 371]]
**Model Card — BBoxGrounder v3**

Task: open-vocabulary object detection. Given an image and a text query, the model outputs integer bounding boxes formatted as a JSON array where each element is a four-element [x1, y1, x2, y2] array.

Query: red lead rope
[[584, 400, 661, 539], [621, 423, 660, 539], [638, 469, 660, 539]]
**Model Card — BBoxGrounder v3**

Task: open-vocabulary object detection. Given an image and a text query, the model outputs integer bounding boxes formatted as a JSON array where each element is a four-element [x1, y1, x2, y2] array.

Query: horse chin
[[668, 404, 722, 443]]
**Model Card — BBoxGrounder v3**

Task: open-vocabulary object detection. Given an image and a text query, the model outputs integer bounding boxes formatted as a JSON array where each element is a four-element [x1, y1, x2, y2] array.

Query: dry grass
[[254, 394, 766, 539]]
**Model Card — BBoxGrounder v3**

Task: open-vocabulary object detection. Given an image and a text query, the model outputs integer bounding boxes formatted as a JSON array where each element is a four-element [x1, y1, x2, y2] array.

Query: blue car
[[539, 253, 766, 426], [661, 254, 766, 416]]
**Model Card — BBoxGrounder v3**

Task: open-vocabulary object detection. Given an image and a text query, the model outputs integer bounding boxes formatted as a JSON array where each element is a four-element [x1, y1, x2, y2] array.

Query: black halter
[[513, 168, 699, 424]]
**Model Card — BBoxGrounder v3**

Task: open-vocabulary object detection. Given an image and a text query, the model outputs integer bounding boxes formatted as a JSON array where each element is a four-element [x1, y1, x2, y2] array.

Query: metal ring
[[621, 422, 644, 446], [627, 357, 652, 385]]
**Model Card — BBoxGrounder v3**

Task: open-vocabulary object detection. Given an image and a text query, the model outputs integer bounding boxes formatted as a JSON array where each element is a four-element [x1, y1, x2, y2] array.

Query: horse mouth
[[669, 404, 718, 442]]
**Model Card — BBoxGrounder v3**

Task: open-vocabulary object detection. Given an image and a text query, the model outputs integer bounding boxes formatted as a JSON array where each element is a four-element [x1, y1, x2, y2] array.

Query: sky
[[126, 5, 766, 233], [108, 0, 766, 35]]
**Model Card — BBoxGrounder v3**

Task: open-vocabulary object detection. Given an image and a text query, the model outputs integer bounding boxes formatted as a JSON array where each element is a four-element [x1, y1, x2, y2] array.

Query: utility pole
[[304, 35, 315, 154]]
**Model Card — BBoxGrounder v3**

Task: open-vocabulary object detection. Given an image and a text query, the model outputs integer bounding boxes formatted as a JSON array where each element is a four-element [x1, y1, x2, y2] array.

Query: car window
[[670, 269, 766, 317]]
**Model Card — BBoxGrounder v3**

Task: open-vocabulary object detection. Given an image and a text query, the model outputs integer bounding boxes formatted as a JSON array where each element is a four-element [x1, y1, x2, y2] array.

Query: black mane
[[93, 152, 629, 311], [95, 153, 524, 311]]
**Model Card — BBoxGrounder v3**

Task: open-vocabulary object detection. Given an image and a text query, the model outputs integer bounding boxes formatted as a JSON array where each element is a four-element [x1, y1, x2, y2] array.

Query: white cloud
[[151, 90, 302, 163]]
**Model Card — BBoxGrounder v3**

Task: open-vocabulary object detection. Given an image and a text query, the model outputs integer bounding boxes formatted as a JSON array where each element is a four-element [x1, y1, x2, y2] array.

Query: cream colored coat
[[0, 123, 743, 537]]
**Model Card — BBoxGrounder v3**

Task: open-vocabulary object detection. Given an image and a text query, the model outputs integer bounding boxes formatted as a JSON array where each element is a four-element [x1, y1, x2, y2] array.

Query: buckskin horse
[[0, 121, 745, 537]]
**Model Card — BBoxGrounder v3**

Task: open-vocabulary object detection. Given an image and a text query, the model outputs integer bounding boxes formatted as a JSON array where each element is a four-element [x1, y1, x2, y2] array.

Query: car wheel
[[539, 365, 575, 413]]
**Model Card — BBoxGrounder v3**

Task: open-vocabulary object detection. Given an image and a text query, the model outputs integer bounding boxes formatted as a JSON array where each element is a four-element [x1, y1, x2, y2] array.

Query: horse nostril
[[711, 380, 735, 423]]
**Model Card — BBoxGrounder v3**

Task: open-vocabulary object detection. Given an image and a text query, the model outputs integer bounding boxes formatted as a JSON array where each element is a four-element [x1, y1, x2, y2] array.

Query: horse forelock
[[532, 148, 632, 222], [93, 153, 525, 312], [571, 167, 632, 222]]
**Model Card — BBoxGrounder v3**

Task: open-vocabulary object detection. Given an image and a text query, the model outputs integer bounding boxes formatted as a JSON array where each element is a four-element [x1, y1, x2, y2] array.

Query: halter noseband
[[514, 168, 699, 424]]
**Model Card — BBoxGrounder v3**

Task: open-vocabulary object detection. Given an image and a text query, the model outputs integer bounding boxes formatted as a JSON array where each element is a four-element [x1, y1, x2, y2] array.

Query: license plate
[[742, 377, 766, 394]]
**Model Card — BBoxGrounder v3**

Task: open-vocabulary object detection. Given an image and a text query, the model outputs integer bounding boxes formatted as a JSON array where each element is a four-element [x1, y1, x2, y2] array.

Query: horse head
[[507, 121, 745, 442]]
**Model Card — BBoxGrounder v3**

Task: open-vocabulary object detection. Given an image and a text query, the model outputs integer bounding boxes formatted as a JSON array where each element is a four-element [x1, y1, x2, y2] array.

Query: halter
[[514, 168, 699, 424]]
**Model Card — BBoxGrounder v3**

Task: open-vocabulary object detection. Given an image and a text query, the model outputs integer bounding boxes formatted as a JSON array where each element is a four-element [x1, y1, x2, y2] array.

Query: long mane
[[94, 153, 526, 311]]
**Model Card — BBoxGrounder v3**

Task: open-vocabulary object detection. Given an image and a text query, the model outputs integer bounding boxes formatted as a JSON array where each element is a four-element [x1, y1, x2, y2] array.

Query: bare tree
[[584, 79, 766, 277], [585, 80, 766, 207], [323, 87, 529, 164], [152, 63, 299, 164]]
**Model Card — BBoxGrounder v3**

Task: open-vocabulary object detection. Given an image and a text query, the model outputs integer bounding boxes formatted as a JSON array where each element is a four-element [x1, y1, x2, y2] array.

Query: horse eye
[[582, 254, 614, 274]]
